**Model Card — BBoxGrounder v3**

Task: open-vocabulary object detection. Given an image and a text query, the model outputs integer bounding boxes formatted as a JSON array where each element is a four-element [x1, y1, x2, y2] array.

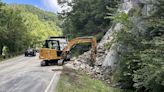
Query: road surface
[[0, 54, 62, 92]]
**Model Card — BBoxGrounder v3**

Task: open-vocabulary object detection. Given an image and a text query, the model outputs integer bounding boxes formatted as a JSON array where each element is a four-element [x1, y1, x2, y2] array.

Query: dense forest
[[0, 1, 62, 57], [58, 0, 120, 40]]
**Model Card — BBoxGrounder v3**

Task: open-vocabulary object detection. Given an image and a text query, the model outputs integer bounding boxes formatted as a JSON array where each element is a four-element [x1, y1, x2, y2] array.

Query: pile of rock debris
[[65, 28, 114, 84]]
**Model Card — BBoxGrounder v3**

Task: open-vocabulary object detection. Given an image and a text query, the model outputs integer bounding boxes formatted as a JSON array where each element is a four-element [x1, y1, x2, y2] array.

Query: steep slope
[[66, 0, 164, 91], [67, 1, 133, 81]]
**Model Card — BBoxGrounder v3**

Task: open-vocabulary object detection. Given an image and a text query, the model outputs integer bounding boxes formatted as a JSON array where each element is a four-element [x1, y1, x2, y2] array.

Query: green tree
[[58, 0, 121, 40], [0, 1, 6, 55]]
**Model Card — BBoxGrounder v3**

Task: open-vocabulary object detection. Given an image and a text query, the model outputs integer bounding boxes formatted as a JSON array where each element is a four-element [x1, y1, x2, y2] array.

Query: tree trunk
[[0, 44, 3, 55]]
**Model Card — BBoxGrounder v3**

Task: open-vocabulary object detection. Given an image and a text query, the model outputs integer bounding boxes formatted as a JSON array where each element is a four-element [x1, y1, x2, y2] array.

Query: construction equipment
[[39, 36, 97, 66]]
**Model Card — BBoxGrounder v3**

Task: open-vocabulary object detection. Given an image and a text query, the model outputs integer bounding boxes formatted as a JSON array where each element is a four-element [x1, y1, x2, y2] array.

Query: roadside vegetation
[[57, 67, 131, 92]]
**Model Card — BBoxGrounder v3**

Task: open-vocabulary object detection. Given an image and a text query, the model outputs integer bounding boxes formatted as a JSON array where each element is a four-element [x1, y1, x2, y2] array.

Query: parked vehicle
[[25, 48, 36, 56]]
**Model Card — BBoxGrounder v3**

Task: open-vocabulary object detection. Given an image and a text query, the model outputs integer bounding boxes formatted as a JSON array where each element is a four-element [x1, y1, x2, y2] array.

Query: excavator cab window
[[43, 40, 61, 51]]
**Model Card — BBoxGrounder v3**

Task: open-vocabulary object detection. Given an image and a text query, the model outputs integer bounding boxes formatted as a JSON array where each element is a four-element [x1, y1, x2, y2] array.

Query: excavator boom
[[61, 37, 97, 65]]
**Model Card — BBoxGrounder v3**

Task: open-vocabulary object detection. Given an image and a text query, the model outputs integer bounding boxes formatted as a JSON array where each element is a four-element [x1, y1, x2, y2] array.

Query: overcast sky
[[4, 0, 61, 13]]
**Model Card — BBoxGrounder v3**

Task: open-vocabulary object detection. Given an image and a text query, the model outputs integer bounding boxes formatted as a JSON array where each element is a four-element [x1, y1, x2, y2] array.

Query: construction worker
[[2, 46, 8, 59]]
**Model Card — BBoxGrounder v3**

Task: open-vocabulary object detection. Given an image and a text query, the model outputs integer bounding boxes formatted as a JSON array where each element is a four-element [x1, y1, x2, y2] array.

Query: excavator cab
[[43, 39, 63, 56], [39, 37, 68, 66]]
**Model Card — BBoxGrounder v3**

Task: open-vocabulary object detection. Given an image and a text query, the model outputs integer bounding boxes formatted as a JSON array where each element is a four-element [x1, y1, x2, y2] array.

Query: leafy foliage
[[58, 0, 121, 40]]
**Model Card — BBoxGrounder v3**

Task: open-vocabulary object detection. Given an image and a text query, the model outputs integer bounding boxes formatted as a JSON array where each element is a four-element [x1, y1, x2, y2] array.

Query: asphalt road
[[0, 54, 62, 92]]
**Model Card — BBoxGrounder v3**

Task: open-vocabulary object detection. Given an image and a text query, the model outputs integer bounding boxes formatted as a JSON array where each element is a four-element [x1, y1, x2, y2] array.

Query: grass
[[56, 67, 132, 92]]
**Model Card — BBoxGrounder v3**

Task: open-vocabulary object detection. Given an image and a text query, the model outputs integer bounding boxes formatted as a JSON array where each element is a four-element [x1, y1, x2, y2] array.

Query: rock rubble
[[65, 27, 114, 84]]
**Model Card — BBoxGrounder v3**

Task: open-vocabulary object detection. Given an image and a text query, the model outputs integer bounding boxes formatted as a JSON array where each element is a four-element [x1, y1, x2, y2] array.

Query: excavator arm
[[61, 37, 97, 65]]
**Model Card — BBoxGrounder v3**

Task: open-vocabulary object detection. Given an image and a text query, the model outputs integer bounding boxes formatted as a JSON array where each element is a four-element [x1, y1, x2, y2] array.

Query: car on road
[[25, 48, 36, 56]]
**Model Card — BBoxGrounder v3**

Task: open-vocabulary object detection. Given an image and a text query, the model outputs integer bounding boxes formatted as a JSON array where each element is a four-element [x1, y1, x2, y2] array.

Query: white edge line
[[44, 72, 57, 92]]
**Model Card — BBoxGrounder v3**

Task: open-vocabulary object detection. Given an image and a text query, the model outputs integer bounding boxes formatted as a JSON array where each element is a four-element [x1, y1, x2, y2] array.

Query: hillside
[[14, 4, 60, 24], [0, 3, 62, 57]]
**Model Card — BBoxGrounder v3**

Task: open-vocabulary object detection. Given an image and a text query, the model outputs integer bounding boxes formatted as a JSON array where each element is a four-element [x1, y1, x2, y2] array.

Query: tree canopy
[[58, 0, 121, 40]]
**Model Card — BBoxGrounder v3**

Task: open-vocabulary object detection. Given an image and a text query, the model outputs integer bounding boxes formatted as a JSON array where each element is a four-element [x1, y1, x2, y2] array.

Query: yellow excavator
[[39, 36, 97, 66]]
